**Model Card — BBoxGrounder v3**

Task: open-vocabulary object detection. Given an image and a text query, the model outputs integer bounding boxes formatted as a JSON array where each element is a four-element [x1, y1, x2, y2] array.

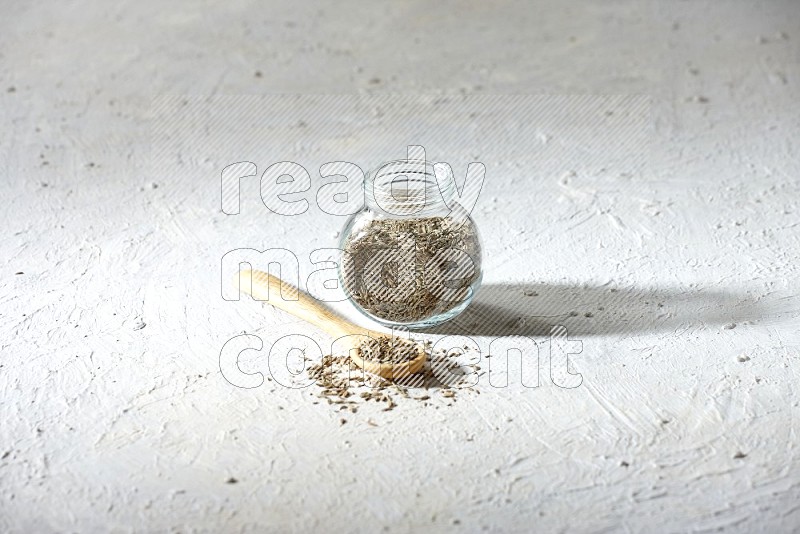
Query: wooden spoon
[[233, 269, 426, 379]]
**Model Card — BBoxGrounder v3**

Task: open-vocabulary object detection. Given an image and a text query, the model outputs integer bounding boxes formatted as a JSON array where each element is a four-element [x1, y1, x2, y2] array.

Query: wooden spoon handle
[[234, 269, 356, 338]]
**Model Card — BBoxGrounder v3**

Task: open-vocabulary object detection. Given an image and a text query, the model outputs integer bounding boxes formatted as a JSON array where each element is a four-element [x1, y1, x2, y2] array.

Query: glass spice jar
[[338, 159, 483, 329]]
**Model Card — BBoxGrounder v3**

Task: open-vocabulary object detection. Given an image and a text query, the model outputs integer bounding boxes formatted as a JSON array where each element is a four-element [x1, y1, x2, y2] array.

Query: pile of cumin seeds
[[358, 335, 419, 364], [305, 341, 482, 413]]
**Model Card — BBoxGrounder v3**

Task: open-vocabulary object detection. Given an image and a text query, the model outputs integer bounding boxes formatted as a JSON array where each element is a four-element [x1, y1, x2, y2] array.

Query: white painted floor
[[1, 1, 799, 532]]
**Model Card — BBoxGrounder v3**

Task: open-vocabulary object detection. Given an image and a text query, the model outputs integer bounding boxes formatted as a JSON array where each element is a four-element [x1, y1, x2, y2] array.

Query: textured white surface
[[1, 1, 799, 532]]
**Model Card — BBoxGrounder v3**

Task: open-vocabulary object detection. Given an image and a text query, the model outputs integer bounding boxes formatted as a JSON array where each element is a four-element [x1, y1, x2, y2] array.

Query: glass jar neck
[[364, 160, 455, 217]]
